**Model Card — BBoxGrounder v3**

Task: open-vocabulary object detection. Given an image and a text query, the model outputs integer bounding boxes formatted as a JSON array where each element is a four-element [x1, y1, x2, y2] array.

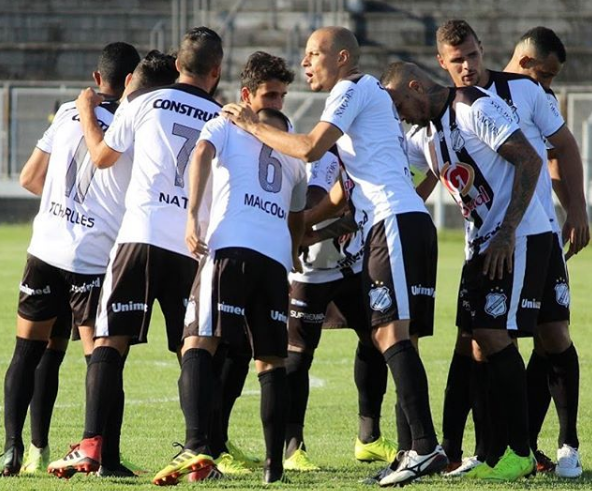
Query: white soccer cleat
[[555, 444, 582, 478], [444, 455, 483, 477], [379, 445, 448, 487]]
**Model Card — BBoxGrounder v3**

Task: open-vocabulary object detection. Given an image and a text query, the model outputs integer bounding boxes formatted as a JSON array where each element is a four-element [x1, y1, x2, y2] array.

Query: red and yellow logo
[[440, 162, 474, 197]]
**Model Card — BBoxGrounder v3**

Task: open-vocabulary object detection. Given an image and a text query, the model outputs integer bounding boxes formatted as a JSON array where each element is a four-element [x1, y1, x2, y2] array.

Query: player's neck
[[429, 85, 451, 121], [178, 73, 213, 94], [476, 68, 491, 88]]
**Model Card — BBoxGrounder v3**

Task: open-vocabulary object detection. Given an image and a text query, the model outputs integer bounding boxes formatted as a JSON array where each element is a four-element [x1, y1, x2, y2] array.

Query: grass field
[[0, 224, 591, 490]]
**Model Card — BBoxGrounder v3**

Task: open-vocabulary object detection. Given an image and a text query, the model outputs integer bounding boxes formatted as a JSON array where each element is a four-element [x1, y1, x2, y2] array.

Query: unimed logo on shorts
[[111, 301, 148, 313], [19, 283, 51, 295]]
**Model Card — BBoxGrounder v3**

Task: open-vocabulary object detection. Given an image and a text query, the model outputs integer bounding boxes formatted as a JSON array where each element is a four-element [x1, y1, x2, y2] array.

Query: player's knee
[[47, 336, 68, 352], [536, 321, 572, 354], [255, 356, 284, 373]]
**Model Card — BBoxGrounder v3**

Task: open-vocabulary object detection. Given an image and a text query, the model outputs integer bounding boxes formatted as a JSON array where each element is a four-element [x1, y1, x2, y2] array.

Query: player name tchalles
[[48, 201, 95, 228]]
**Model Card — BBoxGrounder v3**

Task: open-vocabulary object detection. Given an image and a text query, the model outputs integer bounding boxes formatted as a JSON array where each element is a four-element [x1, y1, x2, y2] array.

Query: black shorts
[[18, 254, 103, 339], [362, 212, 436, 336], [184, 247, 289, 359], [288, 274, 369, 351], [456, 232, 553, 336], [95, 243, 198, 352], [537, 232, 570, 324]]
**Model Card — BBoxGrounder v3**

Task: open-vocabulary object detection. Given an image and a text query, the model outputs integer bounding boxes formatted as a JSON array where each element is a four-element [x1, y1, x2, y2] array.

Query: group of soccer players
[[1, 16, 588, 488]]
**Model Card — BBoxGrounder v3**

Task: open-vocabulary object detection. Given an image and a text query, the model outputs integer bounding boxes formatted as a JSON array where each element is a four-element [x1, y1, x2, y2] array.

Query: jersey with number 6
[[200, 116, 307, 272], [104, 83, 221, 257], [28, 99, 132, 274]]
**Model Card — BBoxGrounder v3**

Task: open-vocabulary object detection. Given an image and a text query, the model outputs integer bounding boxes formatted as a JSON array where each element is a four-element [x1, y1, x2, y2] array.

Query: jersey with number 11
[[104, 83, 221, 257]]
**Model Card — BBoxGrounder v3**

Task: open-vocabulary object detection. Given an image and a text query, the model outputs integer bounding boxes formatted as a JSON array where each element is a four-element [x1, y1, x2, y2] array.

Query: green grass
[[0, 224, 591, 490]]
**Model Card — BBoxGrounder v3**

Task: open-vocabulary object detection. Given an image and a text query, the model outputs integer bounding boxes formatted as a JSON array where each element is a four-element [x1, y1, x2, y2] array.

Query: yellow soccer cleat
[[355, 435, 398, 463], [153, 448, 217, 486]]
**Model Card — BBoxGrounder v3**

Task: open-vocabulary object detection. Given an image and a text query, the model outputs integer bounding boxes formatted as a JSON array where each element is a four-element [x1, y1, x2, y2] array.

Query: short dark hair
[[177, 26, 223, 76], [257, 107, 291, 131], [97, 42, 141, 95], [519, 26, 567, 63], [240, 51, 295, 93], [436, 20, 480, 47], [132, 50, 179, 90]]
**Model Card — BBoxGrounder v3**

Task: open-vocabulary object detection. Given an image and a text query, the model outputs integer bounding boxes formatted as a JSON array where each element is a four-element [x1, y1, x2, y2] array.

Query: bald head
[[313, 26, 360, 65], [380, 61, 436, 91]]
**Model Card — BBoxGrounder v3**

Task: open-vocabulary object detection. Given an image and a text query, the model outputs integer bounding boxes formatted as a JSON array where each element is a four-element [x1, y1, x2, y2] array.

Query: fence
[[2, 82, 591, 227]]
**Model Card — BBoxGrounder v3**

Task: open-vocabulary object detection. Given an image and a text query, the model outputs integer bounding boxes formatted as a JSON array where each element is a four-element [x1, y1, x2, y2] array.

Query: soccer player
[[157, 107, 307, 485], [505, 26, 588, 478], [205, 51, 296, 475], [382, 61, 552, 481], [283, 152, 398, 471], [434, 20, 587, 478], [47, 27, 224, 479], [222, 26, 446, 487], [2, 42, 140, 477]]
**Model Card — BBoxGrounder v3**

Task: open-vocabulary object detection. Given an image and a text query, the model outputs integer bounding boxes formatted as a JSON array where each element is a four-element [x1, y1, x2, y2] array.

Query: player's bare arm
[[222, 102, 342, 162], [20, 148, 50, 195], [547, 151, 570, 210], [288, 211, 305, 273], [483, 130, 543, 279], [416, 172, 439, 202], [301, 213, 358, 247], [185, 139, 214, 258], [546, 126, 590, 257], [304, 178, 347, 230], [75, 87, 121, 168]]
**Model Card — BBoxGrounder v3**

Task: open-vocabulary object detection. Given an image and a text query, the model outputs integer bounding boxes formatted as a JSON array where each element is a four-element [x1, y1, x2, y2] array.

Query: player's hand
[[292, 255, 303, 274], [76, 88, 104, 114], [481, 228, 515, 280], [185, 218, 208, 259], [563, 205, 590, 260], [300, 228, 318, 247], [221, 103, 258, 133]]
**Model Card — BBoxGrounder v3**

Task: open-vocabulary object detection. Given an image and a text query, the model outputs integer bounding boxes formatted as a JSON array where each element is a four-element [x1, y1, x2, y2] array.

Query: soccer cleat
[[1, 444, 24, 476], [226, 440, 262, 468], [534, 449, 556, 473], [153, 447, 217, 486], [444, 460, 462, 473], [21, 444, 50, 474], [355, 436, 398, 463], [360, 449, 406, 485], [464, 462, 494, 479], [47, 436, 102, 478], [284, 446, 320, 471], [379, 445, 448, 487], [555, 444, 582, 478], [214, 452, 251, 475], [445, 456, 483, 477], [186, 464, 223, 482], [482, 448, 536, 482], [96, 463, 137, 478]]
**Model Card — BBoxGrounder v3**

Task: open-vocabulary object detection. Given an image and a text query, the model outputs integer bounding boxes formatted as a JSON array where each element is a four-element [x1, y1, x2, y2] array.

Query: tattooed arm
[[482, 130, 543, 279]]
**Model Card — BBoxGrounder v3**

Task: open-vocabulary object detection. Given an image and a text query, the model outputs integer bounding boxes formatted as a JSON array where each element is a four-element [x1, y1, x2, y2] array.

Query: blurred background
[[1, 0, 591, 226]]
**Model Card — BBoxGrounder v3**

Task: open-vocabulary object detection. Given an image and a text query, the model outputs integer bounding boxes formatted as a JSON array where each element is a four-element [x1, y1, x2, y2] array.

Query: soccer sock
[[30, 348, 65, 448], [526, 350, 552, 451], [395, 400, 412, 451], [486, 344, 529, 466], [208, 345, 227, 458], [441, 350, 472, 463], [179, 348, 213, 453], [85, 354, 91, 366], [285, 351, 313, 456], [3, 337, 47, 451], [548, 344, 580, 449], [101, 354, 128, 468], [259, 367, 287, 474], [471, 360, 491, 462], [220, 350, 251, 445], [83, 347, 123, 441], [354, 342, 387, 443], [384, 340, 437, 455]]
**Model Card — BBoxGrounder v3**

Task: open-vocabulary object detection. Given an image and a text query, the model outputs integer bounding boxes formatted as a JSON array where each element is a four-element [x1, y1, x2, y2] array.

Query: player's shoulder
[[453, 86, 490, 108], [490, 69, 539, 86]]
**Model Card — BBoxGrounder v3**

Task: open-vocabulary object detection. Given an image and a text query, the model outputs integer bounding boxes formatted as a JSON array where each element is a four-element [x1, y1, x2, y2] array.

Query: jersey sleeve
[[308, 151, 339, 192], [36, 102, 73, 153], [103, 99, 137, 153], [320, 80, 362, 134], [405, 127, 430, 174], [466, 95, 520, 152], [198, 116, 227, 157], [290, 168, 308, 212], [532, 83, 564, 139]]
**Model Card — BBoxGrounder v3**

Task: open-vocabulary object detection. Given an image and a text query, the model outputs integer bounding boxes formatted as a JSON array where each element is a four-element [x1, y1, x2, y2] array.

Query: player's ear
[[92, 71, 101, 86], [409, 79, 421, 92], [124, 73, 133, 88], [436, 53, 447, 71], [518, 54, 535, 69], [240, 86, 251, 104], [174, 57, 182, 74], [338, 49, 348, 65]]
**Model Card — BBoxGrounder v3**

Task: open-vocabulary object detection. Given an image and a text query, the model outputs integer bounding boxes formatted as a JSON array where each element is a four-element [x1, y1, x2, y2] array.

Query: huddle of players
[[1, 19, 587, 489]]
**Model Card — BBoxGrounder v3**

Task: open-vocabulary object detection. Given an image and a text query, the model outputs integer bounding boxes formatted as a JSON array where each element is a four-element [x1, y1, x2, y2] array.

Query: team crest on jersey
[[441, 162, 474, 197], [369, 283, 392, 312], [451, 128, 465, 152], [484, 292, 507, 318], [554, 282, 570, 307]]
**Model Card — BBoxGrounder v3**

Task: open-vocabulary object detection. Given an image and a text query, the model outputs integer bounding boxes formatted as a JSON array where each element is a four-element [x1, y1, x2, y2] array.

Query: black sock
[[285, 351, 313, 456], [485, 344, 529, 466], [179, 349, 213, 453], [526, 350, 552, 451], [395, 400, 412, 451], [220, 350, 250, 445], [85, 354, 91, 366], [441, 351, 472, 463], [4, 337, 47, 451], [208, 345, 228, 458], [471, 360, 491, 462], [30, 348, 65, 448], [259, 367, 287, 474], [384, 341, 437, 455], [355, 342, 386, 443], [83, 347, 122, 439], [548, 344, 579, 449], [101, 354, 127, 468]]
